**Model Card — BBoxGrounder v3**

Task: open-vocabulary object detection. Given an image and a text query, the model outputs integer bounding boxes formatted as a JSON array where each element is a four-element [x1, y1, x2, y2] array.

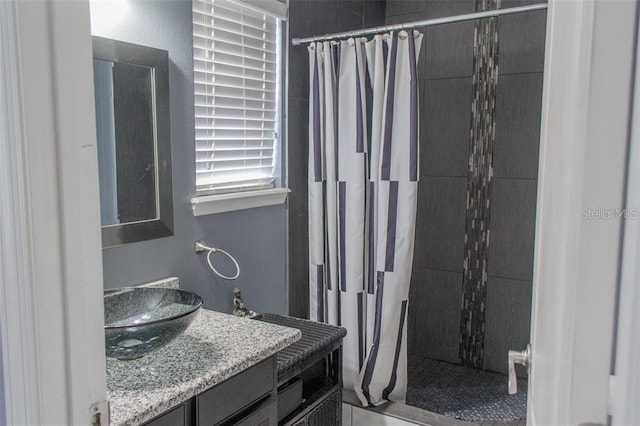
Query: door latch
[[90, 400, 109, 426], [508, 344, 531, 394]]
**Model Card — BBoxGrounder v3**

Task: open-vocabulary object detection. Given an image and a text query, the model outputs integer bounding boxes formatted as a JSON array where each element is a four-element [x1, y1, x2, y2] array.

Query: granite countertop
[[107, 309, 301, 426]]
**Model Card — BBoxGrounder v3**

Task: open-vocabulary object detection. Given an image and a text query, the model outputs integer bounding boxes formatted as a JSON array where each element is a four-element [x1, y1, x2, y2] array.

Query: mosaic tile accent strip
[[460, 0, 501, 368]]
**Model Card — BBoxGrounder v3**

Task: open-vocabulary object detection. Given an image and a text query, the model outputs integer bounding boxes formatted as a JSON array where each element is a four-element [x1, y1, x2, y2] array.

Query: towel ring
[[194, 240, 240, 280]]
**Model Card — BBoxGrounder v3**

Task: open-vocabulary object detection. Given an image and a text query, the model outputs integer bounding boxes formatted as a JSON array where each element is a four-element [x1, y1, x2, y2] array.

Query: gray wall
[[92, 0, 288, 315], [384, 0, 546, 373], [287, 0, 386, 318]]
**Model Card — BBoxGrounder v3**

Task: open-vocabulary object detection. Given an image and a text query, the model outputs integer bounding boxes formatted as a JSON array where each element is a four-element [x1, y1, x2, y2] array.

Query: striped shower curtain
[[308, 31, 423, 407]]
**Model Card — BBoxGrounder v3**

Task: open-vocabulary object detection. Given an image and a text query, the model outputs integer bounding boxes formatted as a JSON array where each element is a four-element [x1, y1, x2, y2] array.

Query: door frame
[[530, 0, 636, 424], [612, 1, 640, 422], [0, 0, 107, 424]]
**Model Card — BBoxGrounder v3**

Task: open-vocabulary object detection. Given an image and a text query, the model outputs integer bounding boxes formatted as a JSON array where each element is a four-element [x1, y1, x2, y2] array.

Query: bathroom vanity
[[257, 314, 347, 426], [107, 309, 300, 426]]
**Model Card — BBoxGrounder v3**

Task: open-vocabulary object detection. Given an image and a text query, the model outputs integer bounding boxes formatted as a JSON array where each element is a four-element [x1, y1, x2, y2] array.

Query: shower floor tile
[[407, 354, 528, 425]]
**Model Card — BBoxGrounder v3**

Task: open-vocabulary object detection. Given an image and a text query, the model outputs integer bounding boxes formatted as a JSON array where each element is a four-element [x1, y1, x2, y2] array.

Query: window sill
[[190, 188, 291, 216]]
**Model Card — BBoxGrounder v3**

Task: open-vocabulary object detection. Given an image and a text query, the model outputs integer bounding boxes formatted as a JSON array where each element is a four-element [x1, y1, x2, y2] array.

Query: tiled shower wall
[[386, 0, 546, 373], [287, 0, 386, 319]]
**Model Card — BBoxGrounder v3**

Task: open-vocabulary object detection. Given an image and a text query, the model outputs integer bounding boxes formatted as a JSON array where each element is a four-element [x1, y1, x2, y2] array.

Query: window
[[192, 0, 285, 198]]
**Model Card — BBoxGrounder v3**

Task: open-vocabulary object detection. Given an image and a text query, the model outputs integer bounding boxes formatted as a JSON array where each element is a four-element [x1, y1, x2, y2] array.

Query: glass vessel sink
[[104, 287, 202, 360]]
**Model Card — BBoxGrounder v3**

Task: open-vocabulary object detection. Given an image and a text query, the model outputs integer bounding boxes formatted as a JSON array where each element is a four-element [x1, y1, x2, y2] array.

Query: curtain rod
[[291, 3, 547, 46]]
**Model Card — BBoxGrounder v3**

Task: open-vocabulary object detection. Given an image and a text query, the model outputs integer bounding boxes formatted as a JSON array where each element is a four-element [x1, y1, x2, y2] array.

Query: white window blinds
[[192, 0, 282, 194]]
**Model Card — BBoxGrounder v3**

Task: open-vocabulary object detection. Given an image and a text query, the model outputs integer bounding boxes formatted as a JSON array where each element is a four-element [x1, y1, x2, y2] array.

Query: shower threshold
[[343, 388, 470, 426], [343, 391, 523, 426]]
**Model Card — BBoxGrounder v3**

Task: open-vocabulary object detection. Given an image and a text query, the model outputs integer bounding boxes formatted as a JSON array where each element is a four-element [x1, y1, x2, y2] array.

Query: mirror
[[92, 36, 173, 247]]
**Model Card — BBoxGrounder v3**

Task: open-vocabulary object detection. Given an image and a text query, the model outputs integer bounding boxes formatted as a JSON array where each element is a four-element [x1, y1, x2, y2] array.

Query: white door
[[0, 0, 107, 424], [527, 0, 636, 425]]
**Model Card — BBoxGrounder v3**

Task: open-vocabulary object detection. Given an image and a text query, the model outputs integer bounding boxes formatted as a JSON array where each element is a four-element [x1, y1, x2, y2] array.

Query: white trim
[[528, 1, 595, 421], [0, 2, 41, 424], [529, 0, 635, 424], [613, 3, 640, 421], [191, 187, 290, 215], [234, 0, 287, 19], [0, 0, 107, 424], [39, 1, 108, 421]]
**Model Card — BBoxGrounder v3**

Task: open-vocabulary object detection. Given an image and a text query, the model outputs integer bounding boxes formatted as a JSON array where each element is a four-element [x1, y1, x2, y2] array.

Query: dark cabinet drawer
[[144, 404, 185, 426], [233, 399, 277, 426], [277, 378, 303, 421], [198, 358, 274, 425]]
